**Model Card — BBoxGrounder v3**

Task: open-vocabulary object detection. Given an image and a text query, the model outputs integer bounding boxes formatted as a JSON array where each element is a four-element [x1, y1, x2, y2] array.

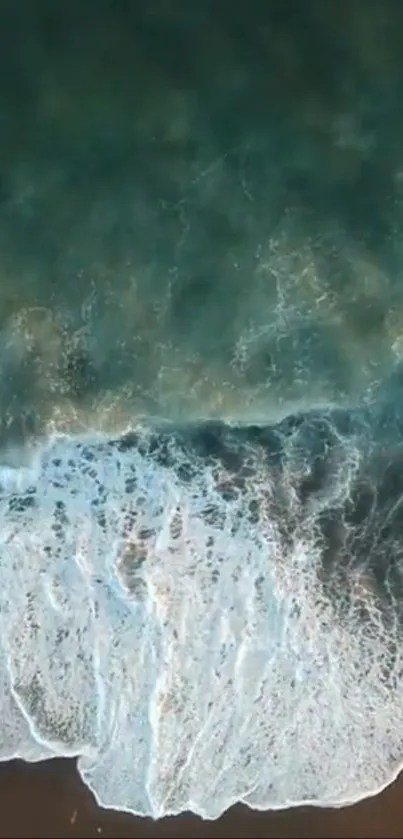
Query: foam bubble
[[0, 411, 403, 817]]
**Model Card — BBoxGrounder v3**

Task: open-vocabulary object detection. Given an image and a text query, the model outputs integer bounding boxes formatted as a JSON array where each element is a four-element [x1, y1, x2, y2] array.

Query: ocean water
[[2, 407, 403, 818], [2, 0, 403, 819]]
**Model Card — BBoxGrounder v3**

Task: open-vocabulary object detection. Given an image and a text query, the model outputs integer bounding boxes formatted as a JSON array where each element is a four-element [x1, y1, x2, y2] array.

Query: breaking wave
[[1, 396, 403, 818]]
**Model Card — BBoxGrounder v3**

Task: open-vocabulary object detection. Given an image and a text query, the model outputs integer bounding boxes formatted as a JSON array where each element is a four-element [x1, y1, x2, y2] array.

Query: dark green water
[[1, 0, 403, 444]]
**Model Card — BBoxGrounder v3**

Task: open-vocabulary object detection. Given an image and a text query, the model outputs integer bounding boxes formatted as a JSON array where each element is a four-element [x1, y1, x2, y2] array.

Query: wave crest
[[0, 408, 402, 817]]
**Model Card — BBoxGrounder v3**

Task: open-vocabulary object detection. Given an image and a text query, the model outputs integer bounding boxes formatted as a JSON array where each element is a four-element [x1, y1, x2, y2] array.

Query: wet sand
[[0, 759, 400, 839]]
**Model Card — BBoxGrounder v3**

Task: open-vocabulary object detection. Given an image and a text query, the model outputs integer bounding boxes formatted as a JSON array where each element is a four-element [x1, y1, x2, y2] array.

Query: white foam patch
[[0, 644, 52, 763], [0, 424, 402, 818]]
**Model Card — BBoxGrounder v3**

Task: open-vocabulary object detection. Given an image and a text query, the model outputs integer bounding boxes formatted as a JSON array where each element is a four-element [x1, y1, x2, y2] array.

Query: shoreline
[[0, 758, 401, 838]]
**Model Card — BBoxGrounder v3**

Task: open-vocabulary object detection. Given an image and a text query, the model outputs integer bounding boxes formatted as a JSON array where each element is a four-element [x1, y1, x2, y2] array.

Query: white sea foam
[[0, 420, 402, 818]]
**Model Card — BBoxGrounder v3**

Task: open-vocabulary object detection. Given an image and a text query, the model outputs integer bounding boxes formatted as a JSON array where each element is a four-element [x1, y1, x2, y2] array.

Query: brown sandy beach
[[0, 759, 400, 839]]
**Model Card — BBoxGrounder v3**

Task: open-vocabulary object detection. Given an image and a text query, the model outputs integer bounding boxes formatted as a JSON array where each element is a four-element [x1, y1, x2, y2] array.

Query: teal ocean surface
[[2, 0, 403, 819]]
